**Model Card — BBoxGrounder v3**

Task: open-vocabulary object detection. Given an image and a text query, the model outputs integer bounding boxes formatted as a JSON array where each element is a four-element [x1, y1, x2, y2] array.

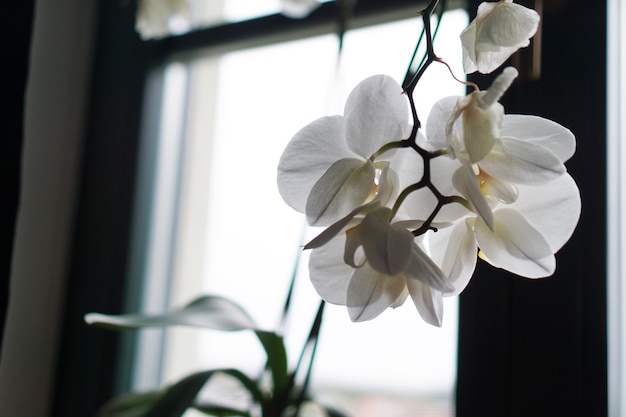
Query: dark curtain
[[0, 0, 36, 356], [457, 1, 608, 416]]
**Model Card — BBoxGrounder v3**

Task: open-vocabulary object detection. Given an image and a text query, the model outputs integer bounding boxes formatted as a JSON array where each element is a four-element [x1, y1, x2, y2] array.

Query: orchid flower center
[[477, 167, 519, 204], [365, 167, 384, 203]]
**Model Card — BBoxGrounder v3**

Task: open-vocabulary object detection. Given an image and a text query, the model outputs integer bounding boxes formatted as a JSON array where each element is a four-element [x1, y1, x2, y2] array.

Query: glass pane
[[140, 9, 468, 417]]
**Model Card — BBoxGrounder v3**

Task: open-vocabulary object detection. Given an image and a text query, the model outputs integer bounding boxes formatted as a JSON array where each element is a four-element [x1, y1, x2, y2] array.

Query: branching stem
[[383, 0, 471, 236]]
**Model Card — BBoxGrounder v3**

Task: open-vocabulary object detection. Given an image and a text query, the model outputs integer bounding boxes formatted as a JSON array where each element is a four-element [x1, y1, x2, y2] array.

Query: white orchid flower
[[277, 75, 412, 227], [429, 173, 580, 286], [422, 67, 573, 229], [308, 210, 451, 326], [461, 0, 540, 74], [136, 0, 190, 40]]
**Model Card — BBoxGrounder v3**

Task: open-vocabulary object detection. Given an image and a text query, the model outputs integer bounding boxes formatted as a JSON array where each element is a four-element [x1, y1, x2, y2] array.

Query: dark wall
[[457, 1, 607, 416]]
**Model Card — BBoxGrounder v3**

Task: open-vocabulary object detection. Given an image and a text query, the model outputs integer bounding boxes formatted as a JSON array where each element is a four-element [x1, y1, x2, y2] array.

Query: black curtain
[[457, 1, 608, 416], [52, 1, 158, 416], [0, 0, 36, 357]]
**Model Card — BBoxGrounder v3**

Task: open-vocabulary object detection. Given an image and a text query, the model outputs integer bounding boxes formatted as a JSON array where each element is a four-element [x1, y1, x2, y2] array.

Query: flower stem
[[389, 0, 473, 237]]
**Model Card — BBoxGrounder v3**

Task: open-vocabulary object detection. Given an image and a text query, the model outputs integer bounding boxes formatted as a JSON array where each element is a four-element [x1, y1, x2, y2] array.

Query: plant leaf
[[95, 390, 164, 417], [85, 295, 257, 332], [321, 404, 351, 417], [255, 331, 289, 392], [192, 403, 251, 417], [144, 369, 263, 417]]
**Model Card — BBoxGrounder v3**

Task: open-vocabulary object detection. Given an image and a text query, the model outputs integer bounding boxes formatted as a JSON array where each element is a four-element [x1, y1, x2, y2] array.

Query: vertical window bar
[[126, 62, 190, 390], [607, 0, 626, 415]]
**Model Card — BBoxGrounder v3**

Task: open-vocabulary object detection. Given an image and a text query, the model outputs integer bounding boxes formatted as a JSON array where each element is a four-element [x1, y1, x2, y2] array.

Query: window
[[53, 2, 610, 417], [129, 5, 468, 416]]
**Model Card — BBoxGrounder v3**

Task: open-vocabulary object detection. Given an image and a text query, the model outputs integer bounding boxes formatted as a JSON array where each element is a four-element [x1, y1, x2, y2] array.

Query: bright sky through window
[[184, 11, 469, 401]]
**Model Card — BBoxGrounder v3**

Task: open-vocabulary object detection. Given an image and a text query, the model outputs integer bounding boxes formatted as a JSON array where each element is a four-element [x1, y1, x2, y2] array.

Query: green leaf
[[254, 331, 289, 392], [144, 369, 263, 417], [95, 390, 164, 417], [85, 295, 257, 332], [321, 404, 351, 417], [192, 403, 251, 417]]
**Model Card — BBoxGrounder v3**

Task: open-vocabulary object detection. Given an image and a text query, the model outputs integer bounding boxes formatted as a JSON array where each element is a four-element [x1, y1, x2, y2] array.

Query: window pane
[[137, 10, 468, 417]]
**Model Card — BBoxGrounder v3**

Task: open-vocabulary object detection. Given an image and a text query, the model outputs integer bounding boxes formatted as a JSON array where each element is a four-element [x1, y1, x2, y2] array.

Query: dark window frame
[[54, 1, 608, 416]]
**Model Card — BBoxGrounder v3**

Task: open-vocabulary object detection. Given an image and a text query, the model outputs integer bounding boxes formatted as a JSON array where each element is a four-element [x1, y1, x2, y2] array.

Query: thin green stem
[[288, 300, 325, 417], [370, 139, 411, 160]]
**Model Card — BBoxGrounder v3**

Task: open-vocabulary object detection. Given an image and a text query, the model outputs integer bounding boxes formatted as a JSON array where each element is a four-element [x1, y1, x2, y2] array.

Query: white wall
[[0, 1, 97, 415]]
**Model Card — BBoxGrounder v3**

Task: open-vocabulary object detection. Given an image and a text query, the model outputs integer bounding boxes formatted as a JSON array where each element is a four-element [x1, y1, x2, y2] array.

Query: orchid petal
[[344, 75, 410, 158], [391, 287, 410, 308], [453, 164, 494, 229], [406, 279, 444, 327], [461, 0, 540, 74], [347, 265, 406, 322], [278, 116, 356, 212], [404, 242, 452, 292], [509, 173, 581, 252], [305, 158, 375, 226], [475, 1, 539, 49], [429, 220, 478, 296], [304, 202, 376, 250], [426, 96, 461, 149], [502, 115, 576, 162], [462, 92, 503, 162], [479, 137, 565, 185], [344, 225, 366, 269], [309, 233, 354, 305], [475, 208, 555, 278], [481, 175, 519, 203], [374, 162, 400, 206], [459, 6, 481, 74], [359, 208, 413, 276], [477, 67, 518, 109]]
